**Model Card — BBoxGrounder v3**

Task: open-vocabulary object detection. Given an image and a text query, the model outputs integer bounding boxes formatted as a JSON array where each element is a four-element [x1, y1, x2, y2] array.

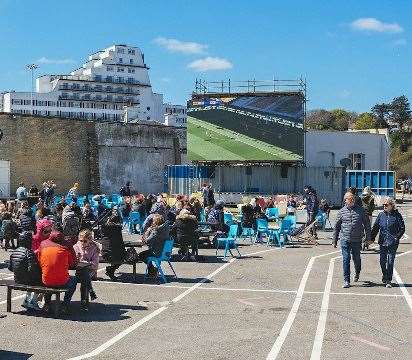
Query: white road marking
[[67, 248, 276, 360], [351, 336, 391, 351], [237, 297, 264, 306], [393, 270, 412, 313], [266, 249, 341, 360], [310, 256, 338, 360]]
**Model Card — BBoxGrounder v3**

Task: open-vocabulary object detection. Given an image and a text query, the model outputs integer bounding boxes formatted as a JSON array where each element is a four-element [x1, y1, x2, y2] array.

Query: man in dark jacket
[[8, 232, 42, 310], [304, 186, 320, 238], [371, 198, 405, 287], [19, 208, 36, 233], [334, 191, 371, 288]]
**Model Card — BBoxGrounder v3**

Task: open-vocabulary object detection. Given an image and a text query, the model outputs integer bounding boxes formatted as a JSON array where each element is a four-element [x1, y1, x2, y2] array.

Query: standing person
[[370, 198, 405, 288], [361, 186, 375, 250], [333, 191, 371, 288], [207, 184, 215, 207], [16, 182, 28, 202], [67, 182, 80, 199], [39, 182, 49, 202], [45, 180, 56, 208], [201, 184, 209, 208], [304, 186, 319, 239]]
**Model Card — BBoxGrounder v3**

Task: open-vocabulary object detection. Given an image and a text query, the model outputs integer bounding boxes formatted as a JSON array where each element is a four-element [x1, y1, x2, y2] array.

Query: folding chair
[[255, 218, 270, 243], [268, 218, 293, 248], [216, 224, 241, 260], [224, 212, 235, 226], [265, 207, 279, 222], [144, 239, 177, 283]]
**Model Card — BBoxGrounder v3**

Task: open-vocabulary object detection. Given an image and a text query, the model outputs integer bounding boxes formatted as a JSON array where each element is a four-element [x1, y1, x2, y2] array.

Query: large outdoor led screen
[[187, 92, 304, 161]]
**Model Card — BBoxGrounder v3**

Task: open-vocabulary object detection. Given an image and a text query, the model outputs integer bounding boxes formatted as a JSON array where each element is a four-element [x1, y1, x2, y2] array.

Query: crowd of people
[[0, 180, 407, 316]]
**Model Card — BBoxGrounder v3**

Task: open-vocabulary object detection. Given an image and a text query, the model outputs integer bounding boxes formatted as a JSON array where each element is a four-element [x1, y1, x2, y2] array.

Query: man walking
[[333, 191, 371, 288]]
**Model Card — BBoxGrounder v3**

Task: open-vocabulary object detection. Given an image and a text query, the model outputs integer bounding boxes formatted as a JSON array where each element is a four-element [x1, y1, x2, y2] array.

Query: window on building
[[117, 67, 124, 72], [117, 48, 125, 54], [106, 76, 113, 82], [349, 153, 365, 170], [106, 66, 113, 71], [94, 75, 102, 81], [147, 116, 150, 120], [129, 59, 134, 64], [119, 58, 123, 63], [147, 106, 150, 111], [128, 49, 135, 55], [118, 76, 124, 83], [127, 77, 134, 84]]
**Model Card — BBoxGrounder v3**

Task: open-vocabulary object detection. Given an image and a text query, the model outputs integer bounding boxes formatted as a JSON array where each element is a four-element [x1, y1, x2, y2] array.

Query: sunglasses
[[383, 203, 390, 207]]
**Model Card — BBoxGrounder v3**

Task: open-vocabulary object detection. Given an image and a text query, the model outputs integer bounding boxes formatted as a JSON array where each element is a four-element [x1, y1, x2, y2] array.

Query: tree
[[390, 95, 411, 130], [305, 109, 335, 130], [330, 109, 357, 130], [371, 103, 390, 128], [354, 112, 379, 130]]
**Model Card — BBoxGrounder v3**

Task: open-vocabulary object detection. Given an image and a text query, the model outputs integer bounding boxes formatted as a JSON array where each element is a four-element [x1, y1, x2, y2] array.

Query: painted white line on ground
[[310, 256, 338, 360], [397, 249, 412, 258], [266, 249, 341, 360], [351, 336, 391, 351], [237, 297, 264, 306], [393, 269, 412, 313], [67, 248, 277, 360]]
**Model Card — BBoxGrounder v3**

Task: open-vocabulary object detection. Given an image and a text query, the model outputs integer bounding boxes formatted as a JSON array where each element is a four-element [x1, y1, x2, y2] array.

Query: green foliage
[[354, 112, 378, 130]]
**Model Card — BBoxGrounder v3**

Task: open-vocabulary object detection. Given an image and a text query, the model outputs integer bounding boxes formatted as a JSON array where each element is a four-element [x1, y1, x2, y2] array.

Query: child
[[73, 229, 100, 308]]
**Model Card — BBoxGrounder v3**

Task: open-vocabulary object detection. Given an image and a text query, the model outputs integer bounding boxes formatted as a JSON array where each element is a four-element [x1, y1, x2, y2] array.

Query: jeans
[[380, 244, 398, 282], [44, 276, 77, 306], [341, 240, 361, 282], [76, 269, 94, 301]]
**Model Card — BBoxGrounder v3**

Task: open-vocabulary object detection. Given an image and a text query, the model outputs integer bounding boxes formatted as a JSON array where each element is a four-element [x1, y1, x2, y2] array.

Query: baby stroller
[[288, 221, 319, 246]]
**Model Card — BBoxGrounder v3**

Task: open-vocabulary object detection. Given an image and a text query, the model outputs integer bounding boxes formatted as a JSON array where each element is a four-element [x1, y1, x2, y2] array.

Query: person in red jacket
[[38, 231, 77, 314]]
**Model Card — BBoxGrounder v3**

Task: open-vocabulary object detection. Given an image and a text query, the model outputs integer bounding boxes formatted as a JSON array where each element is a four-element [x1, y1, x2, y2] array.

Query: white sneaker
[[28, 299, 42, 311], [386, 283, 392, 288]]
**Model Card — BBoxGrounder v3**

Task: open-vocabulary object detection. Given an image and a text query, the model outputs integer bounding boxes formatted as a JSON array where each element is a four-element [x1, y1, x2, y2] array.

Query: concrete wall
[[305, 130, 389, 170], [96, 122, 186, 194], [0, 113, 187, 196], [0, 113, 97, 196]]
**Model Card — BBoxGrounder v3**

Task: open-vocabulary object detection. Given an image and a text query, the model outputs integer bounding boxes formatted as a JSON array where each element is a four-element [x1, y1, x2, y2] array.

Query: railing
[[58, 85, 139, 95], [58, 94, 139, 104], [51, 74, 150, 87]]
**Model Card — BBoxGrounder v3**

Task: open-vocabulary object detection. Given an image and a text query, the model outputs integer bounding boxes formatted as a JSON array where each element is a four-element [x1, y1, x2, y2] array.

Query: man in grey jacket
[[334, 191, 371, 288]]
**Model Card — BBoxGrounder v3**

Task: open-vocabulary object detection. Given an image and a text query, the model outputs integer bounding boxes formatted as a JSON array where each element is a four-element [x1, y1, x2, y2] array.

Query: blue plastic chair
[[316, 211, 327, 230], [65, 196, 73, 205], [200, 208, 206, 223], [77, 196, 86, 207], [101, 197, 113, 209], [265, 207, 279, 221], [255, 218, 269, 243], [241, 227, 255, 244], [112, 194, 123, 205], [224, 212, 235, 226], [144, 239, 177, 283], [284, 215, 297, 229], [269, 219, 294, 247], [128, 211, 143, 234], [216, 224, 241, 260]]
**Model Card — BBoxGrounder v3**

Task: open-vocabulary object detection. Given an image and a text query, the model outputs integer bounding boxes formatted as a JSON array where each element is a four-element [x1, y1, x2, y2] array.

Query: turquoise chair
[[316, 211, 327, 229], [224, 212, 235, 225], [265, 207, 279, 221], [112, 194, 123, 205], [216, 224, 241, 260], [284, 215, 297, 229], [77, 196, 86, 207], [128, 211, 143, 234], [144, 239, 177, 283], [200, 208, 206, 223], [241, 227, 255, 244], [255, 218, 269, 243], [269, 218, 294, 247], [53, 196, 62, 206], [66, 196, 73, 205]]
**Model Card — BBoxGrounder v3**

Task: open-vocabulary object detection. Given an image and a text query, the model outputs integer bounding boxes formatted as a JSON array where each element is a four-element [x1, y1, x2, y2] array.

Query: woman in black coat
[[171, 209, 199, 259], [101, 209, 126, 281]]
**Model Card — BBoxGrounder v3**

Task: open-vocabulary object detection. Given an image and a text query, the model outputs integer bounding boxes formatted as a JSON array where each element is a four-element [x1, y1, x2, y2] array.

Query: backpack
[[62, 213, 80, 237]]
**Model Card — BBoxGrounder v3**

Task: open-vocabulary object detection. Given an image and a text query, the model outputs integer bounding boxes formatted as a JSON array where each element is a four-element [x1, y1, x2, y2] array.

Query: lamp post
[[26, 64, 38, 115]]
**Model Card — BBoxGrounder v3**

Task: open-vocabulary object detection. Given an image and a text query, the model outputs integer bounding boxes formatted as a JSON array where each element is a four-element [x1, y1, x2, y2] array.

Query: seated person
[[170, 209, 199, 259], [241, 203, 255, 229], [38, 231, 78, 314], [287, 195, 297, 215], [8, 232, 42, 310], [139, 214, 169, 277], [100, 209, 126, 281], [73, 229, 100, 309], [207, 201, 228, 234]]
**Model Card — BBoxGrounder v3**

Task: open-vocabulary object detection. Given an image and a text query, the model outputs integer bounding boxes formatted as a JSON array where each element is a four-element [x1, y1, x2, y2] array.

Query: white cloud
[[154, 37, 208, 54], [350, 18, 403, 33], [187, 57, 233, 72], [36, 57, 75, 64], [338, 90, 351, 99], [393, 38, 407, 46]]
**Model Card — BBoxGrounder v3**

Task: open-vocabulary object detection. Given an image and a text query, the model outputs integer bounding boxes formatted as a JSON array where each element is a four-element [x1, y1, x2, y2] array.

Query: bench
[[0, 279, 68, 317]]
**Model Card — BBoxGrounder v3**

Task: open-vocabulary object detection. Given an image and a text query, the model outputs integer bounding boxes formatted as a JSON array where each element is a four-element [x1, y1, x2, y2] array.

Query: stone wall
[[0, 113, 187, 196]]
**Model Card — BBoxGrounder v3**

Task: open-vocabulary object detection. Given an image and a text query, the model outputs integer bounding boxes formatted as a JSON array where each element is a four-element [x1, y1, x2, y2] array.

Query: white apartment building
[[2, 45, 166, 122], [164, 103, 187, 127]]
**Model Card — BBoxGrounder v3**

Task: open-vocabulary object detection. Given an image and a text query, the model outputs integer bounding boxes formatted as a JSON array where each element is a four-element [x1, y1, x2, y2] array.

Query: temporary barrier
[[346, 170, 395, 197], [0, 160, 10, 198], [165, 165, 345, 206]]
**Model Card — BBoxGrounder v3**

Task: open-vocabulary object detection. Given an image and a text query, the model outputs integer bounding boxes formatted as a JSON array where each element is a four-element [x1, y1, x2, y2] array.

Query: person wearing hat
[[361, 187, 375, 250]]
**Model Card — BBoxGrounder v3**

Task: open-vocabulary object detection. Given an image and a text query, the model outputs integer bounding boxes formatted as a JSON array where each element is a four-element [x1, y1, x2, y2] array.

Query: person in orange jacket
[[38, 230, 78, 314]]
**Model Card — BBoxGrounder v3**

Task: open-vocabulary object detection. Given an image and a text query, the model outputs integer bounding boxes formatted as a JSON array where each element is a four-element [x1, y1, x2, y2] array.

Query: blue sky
[[0, 0, 411, 112]]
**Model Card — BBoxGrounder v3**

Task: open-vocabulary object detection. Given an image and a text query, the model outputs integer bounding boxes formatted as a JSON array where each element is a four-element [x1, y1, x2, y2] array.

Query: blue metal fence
[[346, 170, 395, 197]]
